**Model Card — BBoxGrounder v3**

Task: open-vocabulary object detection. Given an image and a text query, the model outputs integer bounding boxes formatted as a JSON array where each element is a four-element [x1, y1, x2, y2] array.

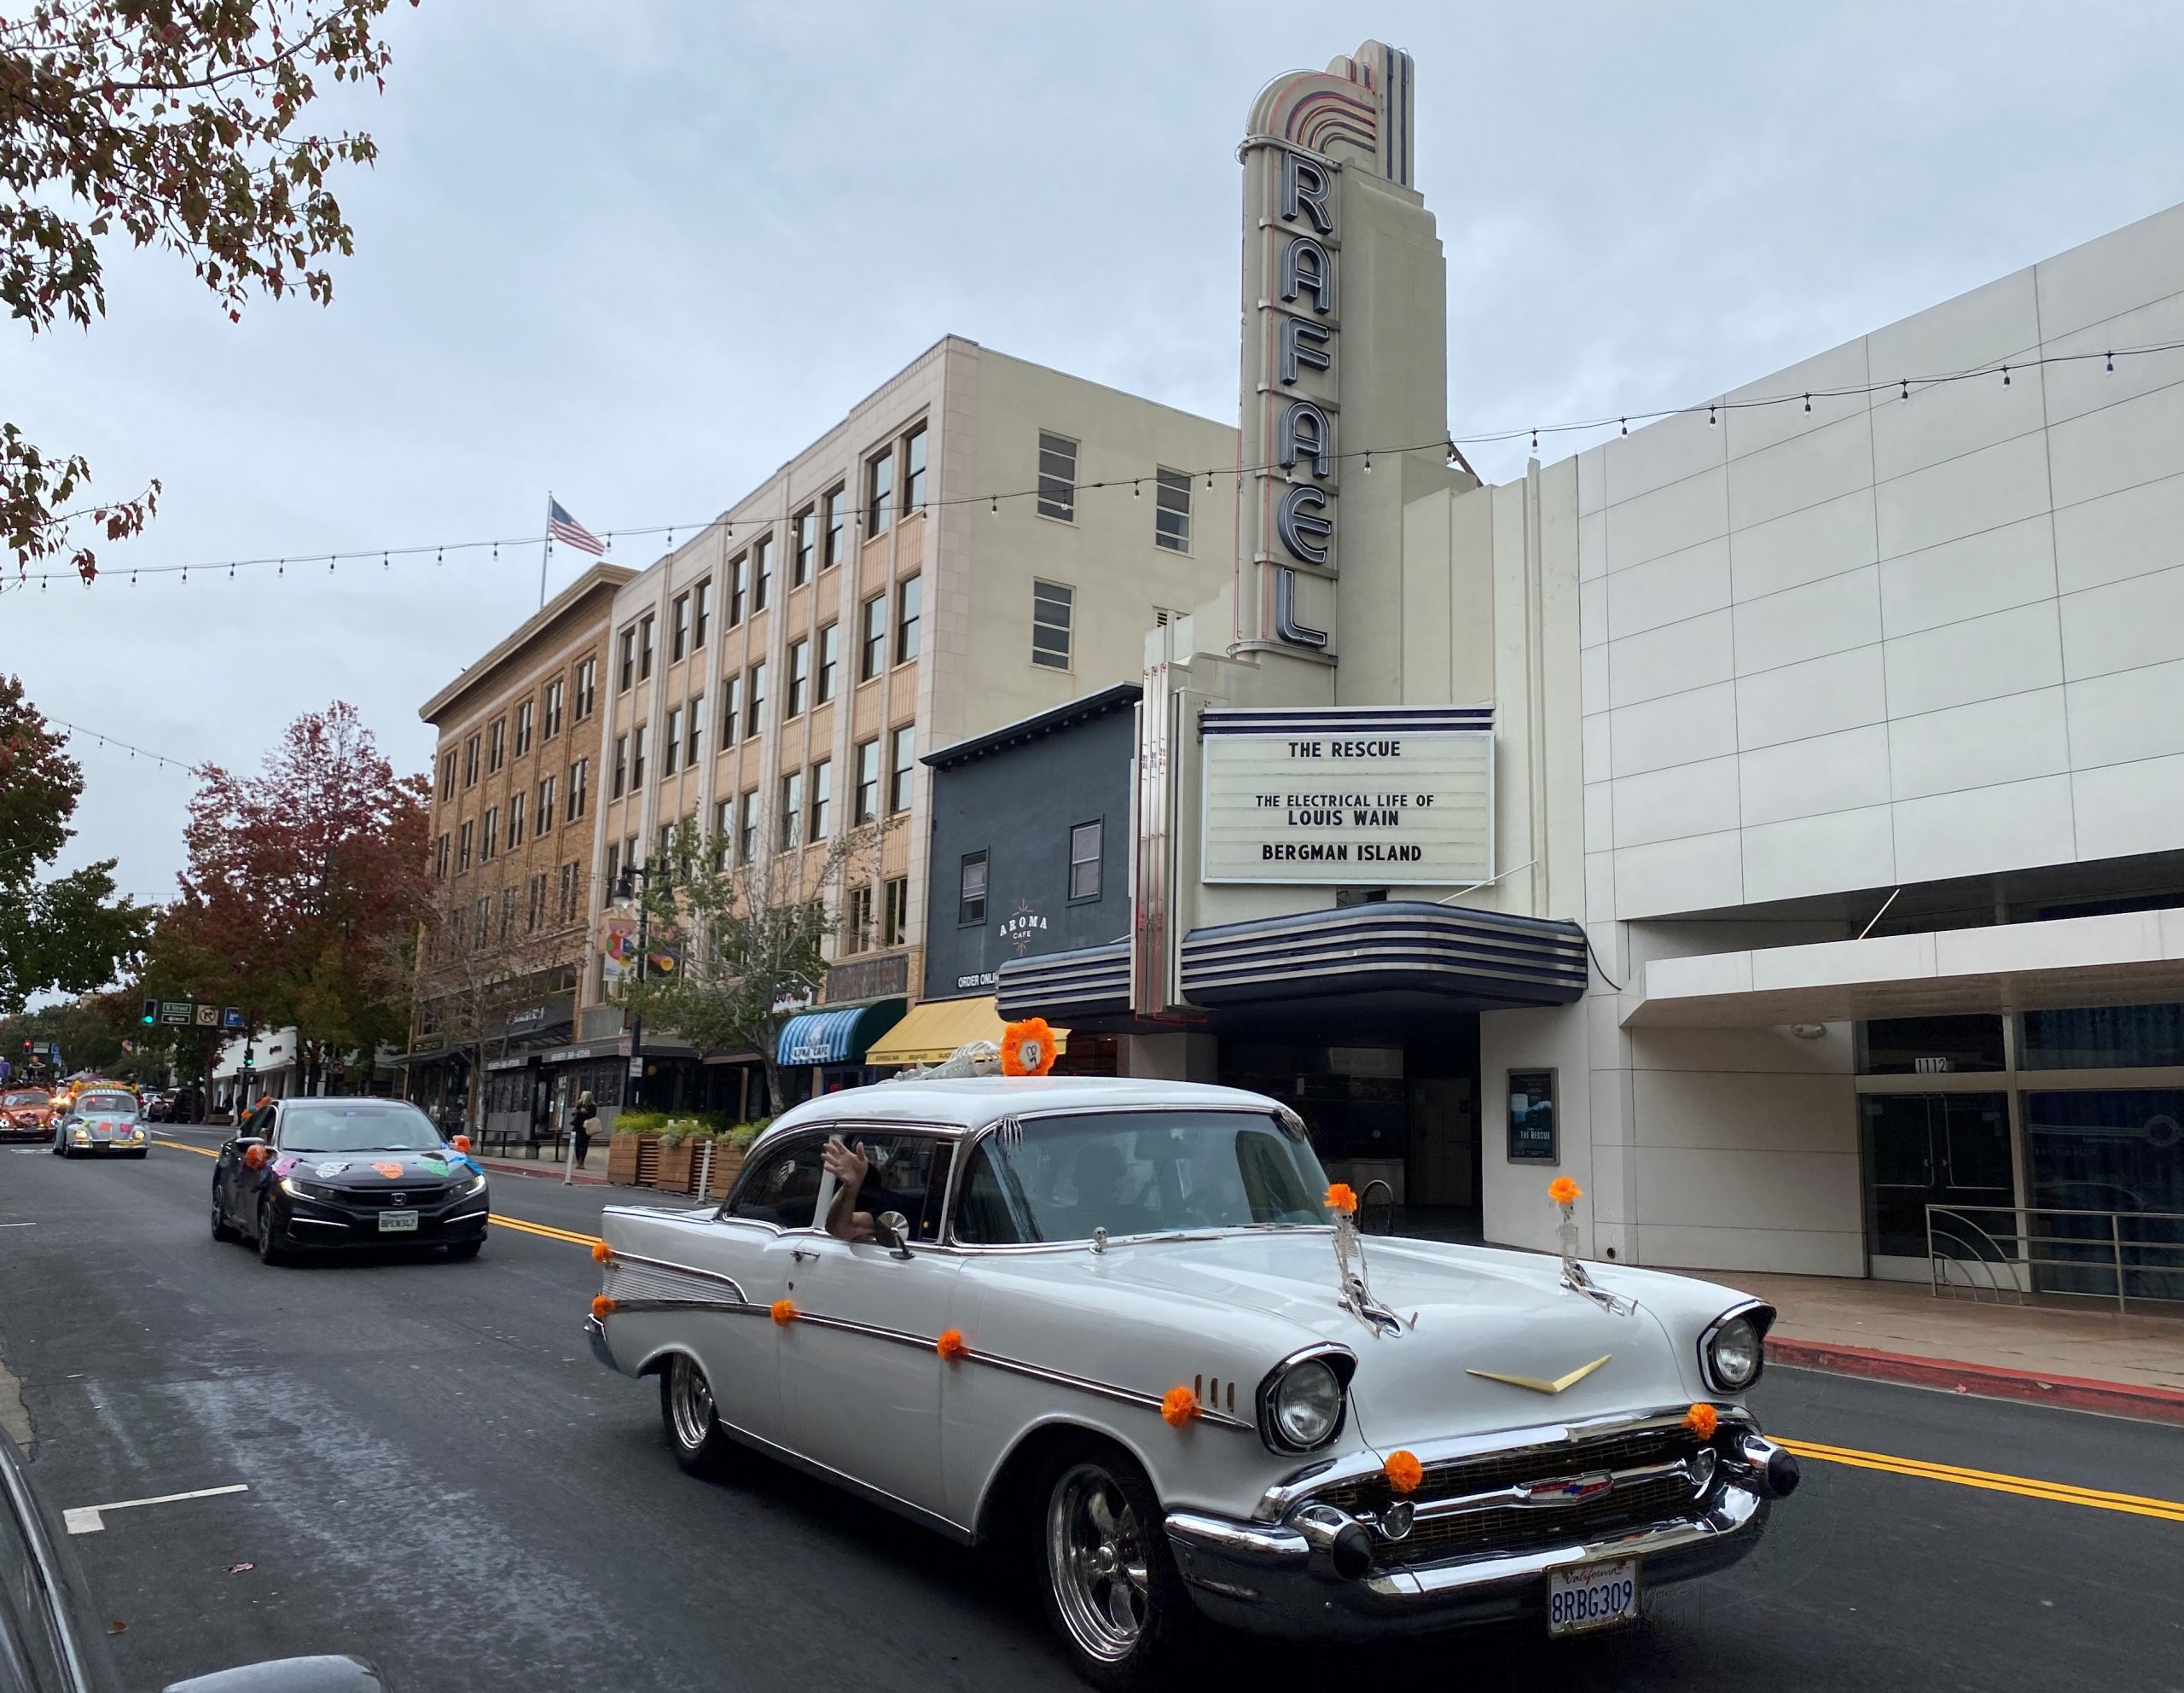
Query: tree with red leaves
[[154, 701, 427, 1094], [0, 1, 418, 582]]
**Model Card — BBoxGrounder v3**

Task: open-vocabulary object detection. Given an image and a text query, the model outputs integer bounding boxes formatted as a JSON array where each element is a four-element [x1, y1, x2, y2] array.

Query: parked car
[[0, 1426, 388, 1690], [211, 1097, 489, 1265], [586, 1076, 1798, 1686], [49, 1090, 148, 1160], [1, 1087, 53, 1143]]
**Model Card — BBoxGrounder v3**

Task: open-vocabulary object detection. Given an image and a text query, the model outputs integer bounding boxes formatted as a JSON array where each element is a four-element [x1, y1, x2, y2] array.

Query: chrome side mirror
[[874, 1210, 912, 1259]]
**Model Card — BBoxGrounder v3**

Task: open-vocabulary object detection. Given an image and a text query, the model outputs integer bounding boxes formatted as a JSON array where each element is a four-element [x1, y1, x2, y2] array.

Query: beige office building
[[584, 335, 1238, 1102]]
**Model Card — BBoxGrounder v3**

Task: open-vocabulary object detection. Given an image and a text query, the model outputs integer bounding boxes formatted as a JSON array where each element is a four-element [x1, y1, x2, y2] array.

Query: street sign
[[222, 1007, 244, 1029], [193, 1004, 218, 1027], [627, 1056, 644, 1079], [160, 1001, 193, 1026]]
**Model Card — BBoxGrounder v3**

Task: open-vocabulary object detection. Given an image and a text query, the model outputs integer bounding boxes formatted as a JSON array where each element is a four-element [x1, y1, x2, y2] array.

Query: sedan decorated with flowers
[[2, 1086, 54, 1142], [586, 1073, 1798, 1686]]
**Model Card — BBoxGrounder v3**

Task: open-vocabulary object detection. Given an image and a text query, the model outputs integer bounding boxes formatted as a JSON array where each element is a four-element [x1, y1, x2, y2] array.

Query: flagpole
[[538, 490, 553, 610]]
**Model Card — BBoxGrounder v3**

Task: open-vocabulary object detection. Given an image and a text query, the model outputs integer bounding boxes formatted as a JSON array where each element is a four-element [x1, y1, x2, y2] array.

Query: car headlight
[[454, 1172, 486, 1198], [280, 1177, 343, 1203], [1701, 1306, 1772, 1393], [1258, 1350, 1354, 1452]]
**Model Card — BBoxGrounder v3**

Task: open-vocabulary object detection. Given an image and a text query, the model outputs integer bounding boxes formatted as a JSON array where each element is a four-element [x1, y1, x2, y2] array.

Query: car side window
[[839, 1133, 955, 1243], [953, 1139, 1027, 1246], [727, 1135, 827, 1230]]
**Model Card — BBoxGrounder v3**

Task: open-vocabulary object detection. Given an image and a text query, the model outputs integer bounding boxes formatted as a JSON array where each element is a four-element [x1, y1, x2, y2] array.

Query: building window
[[1070, 819, 1102, 900], [746, 661, 766, 738], [739, 790, 758, 864], [884, 876, 909, 946], [1032, 579, 1074, 669], [508, 790, 526, 847], [631, 722, 648, 788], [638, 614, 654, 682], [846, 884, 874, 952], [612, 735, 628, 799], [623, 833, 639, 875], [854, 737, 880, 823], [458, 820, 473, 871], [537, 774, 556, 831], [694, 578, 713, 649], [559, 861, 580, 923], [779, 771, 803, 851], [671, 592, 690, 664], [889, 724, 915, 813], [809, 759, 832, 842], [618, 626, 636, 691], [1037, 431, 1077, 521], [728, 553, 747, 626], [463, 734, 479, 787], [786, 638, 810, 718], [959, 851, 988, 926], [715, 798, 734, 869], [1154, 466, 1192, 552], [543, 680, 564, 741], [439, 751, 456, 800], [793, 508, 816, 585], [514, 701, 534, 758], [567, 759, 586, 822], [487, 718, 506, 774], [501, 886, 517, 943], [895, 574, 921, 665], [662, 706, 682, 777], [823, 486, 847, 569], [605, 841, 619, 895], [434, 833, 450, 878], [752, 534, 771, 613], [482, 807, 499, 862], [573, 658, 595, 720], [866, 446, 894, 536], [816, 622, 839, 704], [526, 873, 545, 934], [720, 673, 741, 746], [903, 423, 926, 512], [684, 695, 703, 767], [860, 594, 886, 680]]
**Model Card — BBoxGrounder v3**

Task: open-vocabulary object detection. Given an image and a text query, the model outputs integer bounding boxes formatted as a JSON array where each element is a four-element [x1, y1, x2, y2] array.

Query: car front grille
[[336, 1186, 459, 1209], [1372, 1469, 1698, 1568]]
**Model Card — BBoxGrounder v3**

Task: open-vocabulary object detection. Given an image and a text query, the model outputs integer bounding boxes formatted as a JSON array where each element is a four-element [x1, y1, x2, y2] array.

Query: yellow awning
[[863, 995, 1067, 1067]]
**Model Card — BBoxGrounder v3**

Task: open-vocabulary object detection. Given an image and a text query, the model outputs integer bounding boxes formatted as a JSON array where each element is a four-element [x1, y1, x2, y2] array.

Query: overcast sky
[[7, 0, 2184, 917]]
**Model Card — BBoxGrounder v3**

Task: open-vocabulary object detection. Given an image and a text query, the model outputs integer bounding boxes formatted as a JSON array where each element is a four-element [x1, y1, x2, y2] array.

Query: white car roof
[[761, 1075, 1283, 1139]]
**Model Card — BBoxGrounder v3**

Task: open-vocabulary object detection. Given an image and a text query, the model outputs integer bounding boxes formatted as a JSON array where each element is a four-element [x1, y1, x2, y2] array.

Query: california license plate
[[377, 1210, 419, 1233], [1547, 1557, 1639, 1637]]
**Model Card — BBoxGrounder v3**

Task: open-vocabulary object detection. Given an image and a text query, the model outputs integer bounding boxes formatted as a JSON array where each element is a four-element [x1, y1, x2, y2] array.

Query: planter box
[[654, 1138, 696, 1192], [705, 1146, 747, 1200], [607, 1133, 649, 1187]]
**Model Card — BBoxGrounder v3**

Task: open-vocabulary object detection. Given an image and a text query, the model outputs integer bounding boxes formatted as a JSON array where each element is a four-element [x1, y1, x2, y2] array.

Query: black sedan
[[210, 1097, 490, 1266]]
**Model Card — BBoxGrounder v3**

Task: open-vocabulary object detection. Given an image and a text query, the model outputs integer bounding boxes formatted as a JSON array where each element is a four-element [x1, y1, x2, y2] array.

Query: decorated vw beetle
[[587, 1070, 1796, 1686]]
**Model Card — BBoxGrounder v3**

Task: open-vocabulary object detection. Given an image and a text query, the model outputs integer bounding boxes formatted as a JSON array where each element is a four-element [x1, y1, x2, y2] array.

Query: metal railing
[[1926, 1203, 2184, 1313]]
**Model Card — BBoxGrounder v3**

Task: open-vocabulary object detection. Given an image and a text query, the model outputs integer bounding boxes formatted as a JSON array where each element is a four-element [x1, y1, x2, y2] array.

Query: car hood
[[271, 1150, 480, 1185], [1004, 1230, 1718, 1447]]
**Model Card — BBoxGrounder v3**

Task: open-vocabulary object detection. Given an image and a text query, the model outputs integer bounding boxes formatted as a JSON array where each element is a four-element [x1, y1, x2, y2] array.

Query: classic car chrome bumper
[[1165, 1440, 1792, 1640], [584, 1315, 619, 1373]]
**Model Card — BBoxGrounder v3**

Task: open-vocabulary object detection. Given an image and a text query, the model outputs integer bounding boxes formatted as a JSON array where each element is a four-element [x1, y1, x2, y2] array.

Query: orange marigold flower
[[1161, 1386, 1200, 1428], [936, 1329, 969, 1362], [590, 1294, 616, 1320], [1324, 1183, 1358, 1215], [1000, 1018, 1058, 1077], [1548, 1176, 1583, 1207], [1384, 1449, 1424, 1493], [1683, 1402, 1719, 1440], [770, 1299, 798, 1326], [590, 1239, 613, 1263]]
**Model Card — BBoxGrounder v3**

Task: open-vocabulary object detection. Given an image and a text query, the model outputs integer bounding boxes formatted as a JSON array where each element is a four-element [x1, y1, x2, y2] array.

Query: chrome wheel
[[667, 1355, 715, 1452], [1047, 1463, 1151, 1663]]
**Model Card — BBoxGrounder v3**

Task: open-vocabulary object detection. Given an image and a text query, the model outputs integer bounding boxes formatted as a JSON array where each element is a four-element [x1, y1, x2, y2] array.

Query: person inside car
[[818, 1136, 944, 1244]]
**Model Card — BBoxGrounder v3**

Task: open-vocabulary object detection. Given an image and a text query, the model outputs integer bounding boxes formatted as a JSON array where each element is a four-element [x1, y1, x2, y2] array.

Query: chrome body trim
[[584, 1315, 616, 1371], [1411, 1457, 1693, 1522], [1254, 1342, 1357, 1454], [966, 1348, 1257, 1433]]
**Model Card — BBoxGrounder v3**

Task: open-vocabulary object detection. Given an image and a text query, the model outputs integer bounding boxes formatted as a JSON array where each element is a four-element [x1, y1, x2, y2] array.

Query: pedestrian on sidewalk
[[570, 1091, 597, 1170]]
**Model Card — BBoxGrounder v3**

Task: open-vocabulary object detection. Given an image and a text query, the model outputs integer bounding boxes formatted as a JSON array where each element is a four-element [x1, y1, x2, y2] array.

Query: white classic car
[[587, 1077, 1798, 1684]]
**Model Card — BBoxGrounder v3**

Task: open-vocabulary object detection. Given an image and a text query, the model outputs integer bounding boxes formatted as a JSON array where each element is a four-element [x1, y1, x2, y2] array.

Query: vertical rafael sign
[[1234, 43, 1453, 690]]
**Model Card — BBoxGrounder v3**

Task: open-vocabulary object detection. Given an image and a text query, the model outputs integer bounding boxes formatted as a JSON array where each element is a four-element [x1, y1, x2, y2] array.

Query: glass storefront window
[[2020, 1003, 2184, 1070], [2025, 1088, 2184, 1301], [1858, 1015, 2006, 1074], [1860, 1093, 2013, 1260]]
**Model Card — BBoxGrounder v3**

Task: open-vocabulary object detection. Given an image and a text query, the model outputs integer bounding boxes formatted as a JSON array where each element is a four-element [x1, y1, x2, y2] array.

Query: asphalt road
[[3, 1129, 2180, 1693]]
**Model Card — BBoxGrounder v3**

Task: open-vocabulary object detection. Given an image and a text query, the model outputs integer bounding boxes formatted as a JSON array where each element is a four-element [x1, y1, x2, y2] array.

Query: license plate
[[1547, 1557, 1640, 1637], [377, 1210, 419, 1233]]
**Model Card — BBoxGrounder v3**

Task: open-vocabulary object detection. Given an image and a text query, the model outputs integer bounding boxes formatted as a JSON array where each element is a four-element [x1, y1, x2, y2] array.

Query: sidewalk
[[1707, 1269, 2184, 1425], [477, 1143, 607, 1184]]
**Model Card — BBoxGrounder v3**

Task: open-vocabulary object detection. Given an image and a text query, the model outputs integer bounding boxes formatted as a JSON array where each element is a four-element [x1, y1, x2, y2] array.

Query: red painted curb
[[1766, 1335, 2184, 1426], [478, 1157, 606, 1186]]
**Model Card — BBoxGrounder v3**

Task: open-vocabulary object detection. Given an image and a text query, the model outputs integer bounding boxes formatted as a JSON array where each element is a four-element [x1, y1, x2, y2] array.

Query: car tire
[[1037, 1441, 1195, 1690], [445, 1241, 482, 1260], [211, 1192, 239, 1243], [659, 1353, 735, 1479], [126, 1149, 148, 1160], [255, 1200, 290, 1266]]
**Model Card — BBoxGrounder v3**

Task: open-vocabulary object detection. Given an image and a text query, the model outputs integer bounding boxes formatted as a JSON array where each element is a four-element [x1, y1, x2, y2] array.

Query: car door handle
[[791, 1247, 816, 1263]]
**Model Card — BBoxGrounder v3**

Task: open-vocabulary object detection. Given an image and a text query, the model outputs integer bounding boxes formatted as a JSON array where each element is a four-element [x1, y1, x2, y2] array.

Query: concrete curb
[[478, 1157, 606, 1186], [1767, 1335, 2184, 1426]]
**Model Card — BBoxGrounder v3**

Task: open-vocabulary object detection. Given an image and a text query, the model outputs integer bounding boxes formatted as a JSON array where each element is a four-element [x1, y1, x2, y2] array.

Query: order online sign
[[1199, 707, 1494, 886]]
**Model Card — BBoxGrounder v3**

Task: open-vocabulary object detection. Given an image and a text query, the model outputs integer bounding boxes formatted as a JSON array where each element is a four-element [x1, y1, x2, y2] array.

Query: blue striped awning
[[776, 999, 907, 1067]]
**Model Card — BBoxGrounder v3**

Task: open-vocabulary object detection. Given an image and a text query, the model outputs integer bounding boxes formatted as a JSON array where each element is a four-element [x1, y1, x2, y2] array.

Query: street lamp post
[[613, 860, 666, 1113]]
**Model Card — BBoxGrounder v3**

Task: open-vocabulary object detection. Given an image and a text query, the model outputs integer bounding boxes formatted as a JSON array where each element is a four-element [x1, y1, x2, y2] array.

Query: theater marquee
[[1199, 705, 1493, 886]]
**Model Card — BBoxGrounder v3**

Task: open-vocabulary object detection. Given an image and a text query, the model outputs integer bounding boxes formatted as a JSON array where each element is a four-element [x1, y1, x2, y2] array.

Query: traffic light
[[140, 998, 158, 1025], [241, 1052, 256, 1072]]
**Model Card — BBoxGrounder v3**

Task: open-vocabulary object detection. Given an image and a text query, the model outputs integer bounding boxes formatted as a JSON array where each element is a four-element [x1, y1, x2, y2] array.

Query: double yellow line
[[143, 1140, 2181, 1526]]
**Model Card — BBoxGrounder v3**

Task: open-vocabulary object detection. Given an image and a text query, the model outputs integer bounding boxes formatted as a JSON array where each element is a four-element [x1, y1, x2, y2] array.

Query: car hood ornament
[[1323, 1180, 1402, 1337]]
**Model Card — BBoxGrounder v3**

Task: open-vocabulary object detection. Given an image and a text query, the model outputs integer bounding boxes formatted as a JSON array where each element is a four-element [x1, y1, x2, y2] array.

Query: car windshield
[[77, 1093, 135, 1114], [2, 1092, 46, 1107], [277, 1103, 443, 1154], [955, 1108, 1330, 1245]]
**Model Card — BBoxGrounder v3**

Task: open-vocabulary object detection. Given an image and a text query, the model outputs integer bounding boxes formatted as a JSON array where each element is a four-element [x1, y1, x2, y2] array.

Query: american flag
[[548, 498, 606, 556]]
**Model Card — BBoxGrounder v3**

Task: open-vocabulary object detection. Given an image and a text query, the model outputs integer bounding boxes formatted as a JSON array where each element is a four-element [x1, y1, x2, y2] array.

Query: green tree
[[0, 0, 415, 581], [0, 674, 148, 1013]]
